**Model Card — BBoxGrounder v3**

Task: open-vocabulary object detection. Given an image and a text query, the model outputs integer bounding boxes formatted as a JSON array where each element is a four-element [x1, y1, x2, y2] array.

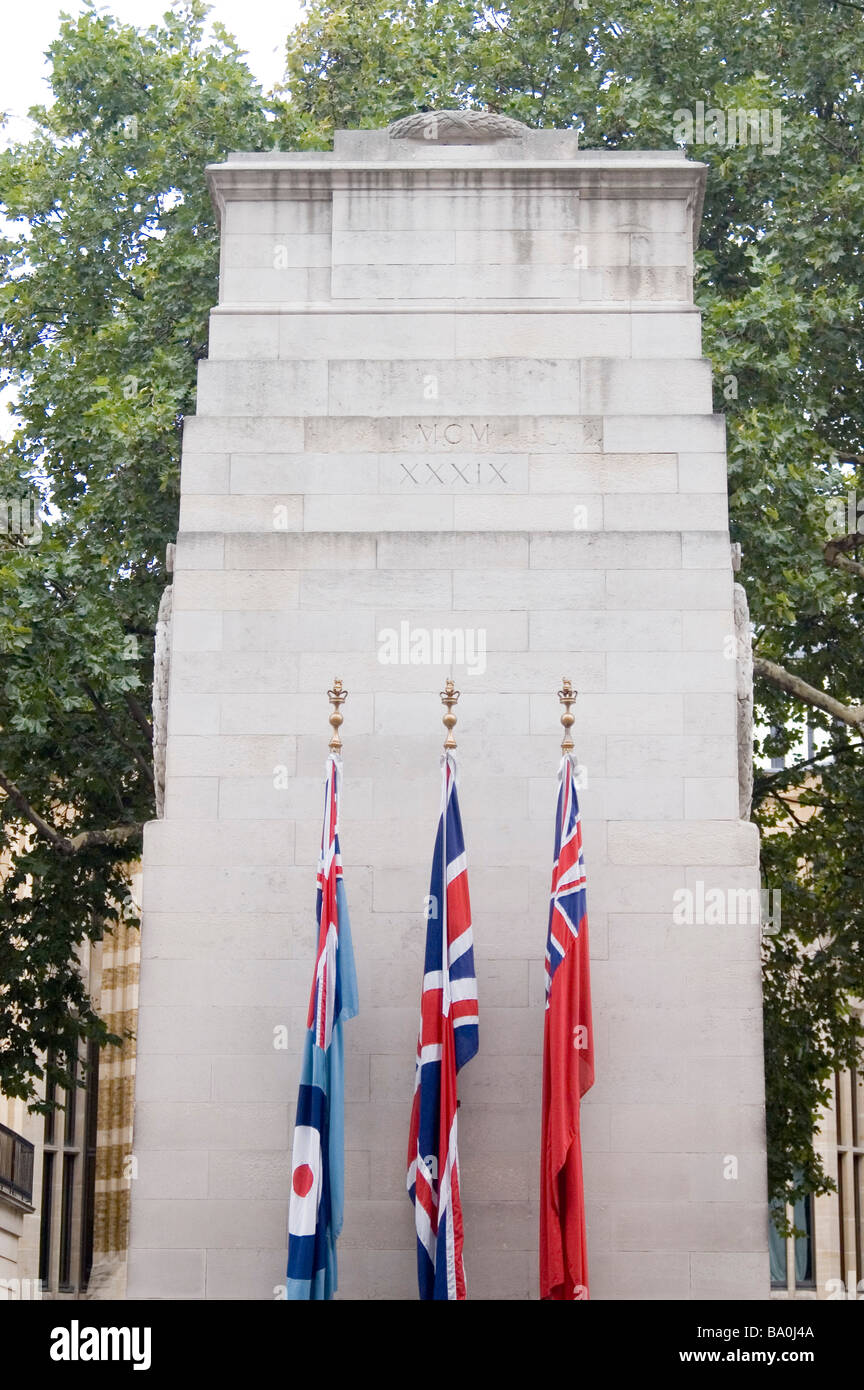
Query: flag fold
[[407, 752, 478, 1300], [286, 753, 358, 1301], [540, 754, 594, 1301]]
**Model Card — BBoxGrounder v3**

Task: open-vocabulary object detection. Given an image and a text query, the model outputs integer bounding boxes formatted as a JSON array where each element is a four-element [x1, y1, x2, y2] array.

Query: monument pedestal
[[127, 117, 768, 1300]]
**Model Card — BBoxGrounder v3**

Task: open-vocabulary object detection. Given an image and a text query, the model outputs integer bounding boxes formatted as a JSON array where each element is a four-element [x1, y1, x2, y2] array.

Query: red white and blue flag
[[407, 753, 478, 1300], [540, 754, 594, 1300], [286, 753, 358, 1301]]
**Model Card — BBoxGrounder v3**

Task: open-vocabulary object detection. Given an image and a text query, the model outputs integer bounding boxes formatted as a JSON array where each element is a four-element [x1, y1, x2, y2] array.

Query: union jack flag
[[544, 755, 588, 1004], [407, 753, 478, 1300], [540, 753, 594, 1301], [309, 754, 344, 1051], [286, 753, 358, 1300]]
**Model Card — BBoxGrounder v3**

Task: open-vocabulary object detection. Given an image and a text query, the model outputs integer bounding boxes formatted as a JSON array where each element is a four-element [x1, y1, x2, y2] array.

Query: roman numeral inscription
[[399, 458, 508, 485], [412, 421, 492, 447]]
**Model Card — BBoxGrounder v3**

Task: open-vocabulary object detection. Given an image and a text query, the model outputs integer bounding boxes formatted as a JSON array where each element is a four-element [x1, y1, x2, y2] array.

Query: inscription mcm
[[402, 420, 507, 486], [414, 421, 493, 448]]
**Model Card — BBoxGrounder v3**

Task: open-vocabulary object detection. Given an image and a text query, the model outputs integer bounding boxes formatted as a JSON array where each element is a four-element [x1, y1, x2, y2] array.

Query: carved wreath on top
[[388, 110, 528, 144]]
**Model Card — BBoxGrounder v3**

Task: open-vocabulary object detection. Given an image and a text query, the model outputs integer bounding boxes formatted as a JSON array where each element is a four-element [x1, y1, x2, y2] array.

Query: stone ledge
[[207, 160, 707, 247]]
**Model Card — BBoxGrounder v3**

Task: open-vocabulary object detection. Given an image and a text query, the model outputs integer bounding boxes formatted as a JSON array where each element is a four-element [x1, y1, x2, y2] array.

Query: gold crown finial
[[328, 678, 347, 751], [558, 677, 577, 754], [440, 677, 460, 751]]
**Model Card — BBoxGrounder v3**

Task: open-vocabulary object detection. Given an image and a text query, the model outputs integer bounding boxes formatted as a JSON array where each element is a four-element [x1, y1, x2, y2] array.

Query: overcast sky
[[0, 3, 307, 437], [1, 1, 307, 147]]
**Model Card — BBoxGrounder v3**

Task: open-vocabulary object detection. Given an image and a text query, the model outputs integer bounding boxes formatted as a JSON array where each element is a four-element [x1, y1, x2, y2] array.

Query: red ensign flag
[[540, 754, 594, 1300]]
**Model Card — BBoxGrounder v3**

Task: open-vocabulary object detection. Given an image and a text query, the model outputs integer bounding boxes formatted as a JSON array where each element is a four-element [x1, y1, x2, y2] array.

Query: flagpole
[[327, 677, 347, 752], [438, 679, 459, 1016], [541, 675, 594, 1301], [408, 677, 476, 1299], [440, 676, 459, 751], [285, 676, 357, 1301], [558, 677, 577, 756]]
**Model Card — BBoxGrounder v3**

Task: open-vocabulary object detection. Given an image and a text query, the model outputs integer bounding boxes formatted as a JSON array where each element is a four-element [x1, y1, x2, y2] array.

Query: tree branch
[[824, 531, 864, 581], [0, 765, 142, 855], [772, 789, 811, 827], [752, 739, 863, 798], [0, 768, 71, 851], [66, 823, 143, 852], [753, 657, 864, 730], [123, 690, 152, 741], [818, 130, 859, 157], [82, 682, 154, 788]]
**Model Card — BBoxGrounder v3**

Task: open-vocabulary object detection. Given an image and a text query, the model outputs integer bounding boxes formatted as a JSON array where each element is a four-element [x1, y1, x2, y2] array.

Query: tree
[[2, 0, 861, 1213], [0, 0, 271, 1108], [273, 0, 864, 1210]]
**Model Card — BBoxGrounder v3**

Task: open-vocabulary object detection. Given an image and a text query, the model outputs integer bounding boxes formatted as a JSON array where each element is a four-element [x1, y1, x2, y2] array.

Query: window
[[770, 1181, 815, 1293], [38, 1041, 99, 1295], [793, 1192, 815, 1287], [38, 1151, 54, 1286], [769, 1198, 787, 1287], [58, 1156, 76, 1291], [768, 725, 786, 771], [79, 1041, 100, 1289], [835, 1065, 864, 1294]]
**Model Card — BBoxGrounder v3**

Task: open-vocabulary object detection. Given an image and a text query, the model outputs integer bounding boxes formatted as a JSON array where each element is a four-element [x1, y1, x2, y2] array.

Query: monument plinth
[[127, 115, 768, 1301]]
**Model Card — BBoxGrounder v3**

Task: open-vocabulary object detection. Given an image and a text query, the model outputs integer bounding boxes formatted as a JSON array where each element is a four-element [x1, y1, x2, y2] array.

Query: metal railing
[[0, 1121, 35, 1205]]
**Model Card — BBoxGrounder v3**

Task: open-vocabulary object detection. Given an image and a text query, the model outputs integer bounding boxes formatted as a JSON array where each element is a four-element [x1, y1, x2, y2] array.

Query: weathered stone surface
[[128, 125, 765, 1304], [388, 110, 529, 144], [734, 580, 755, 819], [152, 583, 173, 817]]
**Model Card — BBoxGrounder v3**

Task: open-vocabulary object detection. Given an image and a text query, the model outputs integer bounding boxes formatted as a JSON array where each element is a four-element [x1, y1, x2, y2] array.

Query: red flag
[[540, 755, 594, 1300]]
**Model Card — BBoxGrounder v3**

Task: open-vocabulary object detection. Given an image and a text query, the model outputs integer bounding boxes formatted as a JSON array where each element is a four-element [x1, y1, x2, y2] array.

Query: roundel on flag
[[289, 1125, 322, 1238], [293, 1164, 314, 1197]]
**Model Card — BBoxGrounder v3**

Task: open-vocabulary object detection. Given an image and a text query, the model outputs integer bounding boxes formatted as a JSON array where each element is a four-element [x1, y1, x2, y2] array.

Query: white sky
[[0, 0, 307, 147], [0, 3, 306, 439]]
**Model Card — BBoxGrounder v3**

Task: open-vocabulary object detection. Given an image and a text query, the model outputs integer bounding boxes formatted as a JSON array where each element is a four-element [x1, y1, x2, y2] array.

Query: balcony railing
[[0, 1121, 35, 1205]]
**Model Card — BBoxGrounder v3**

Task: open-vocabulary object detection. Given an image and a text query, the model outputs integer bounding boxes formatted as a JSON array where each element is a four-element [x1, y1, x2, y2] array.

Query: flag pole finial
[[558, 677, 577, 754], [328, 677, 347, 751], [440, 677, 460, 750]]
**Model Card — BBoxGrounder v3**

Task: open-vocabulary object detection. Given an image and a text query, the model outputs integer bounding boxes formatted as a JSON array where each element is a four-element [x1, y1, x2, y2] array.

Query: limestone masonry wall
[[127, 125, 768, 1301]]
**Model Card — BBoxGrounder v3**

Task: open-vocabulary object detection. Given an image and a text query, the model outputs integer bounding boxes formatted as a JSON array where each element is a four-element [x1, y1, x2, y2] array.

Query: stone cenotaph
[[127, 112, 768, 1301]]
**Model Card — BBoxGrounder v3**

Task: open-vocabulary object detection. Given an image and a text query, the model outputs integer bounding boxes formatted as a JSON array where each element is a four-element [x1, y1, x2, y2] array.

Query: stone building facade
[[0, 896, 139, 1301]]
